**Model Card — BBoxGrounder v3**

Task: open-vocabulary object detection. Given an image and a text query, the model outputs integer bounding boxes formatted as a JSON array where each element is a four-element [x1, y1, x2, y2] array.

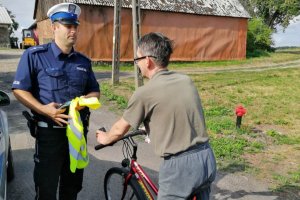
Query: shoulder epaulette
[[75, 51, 91, 62], [28, 44, 49, 54]]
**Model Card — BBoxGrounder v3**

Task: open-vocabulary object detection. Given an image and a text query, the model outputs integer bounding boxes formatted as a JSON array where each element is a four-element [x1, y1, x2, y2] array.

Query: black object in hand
[[99, 127, 106, 132], [58, 101, 71, 109]]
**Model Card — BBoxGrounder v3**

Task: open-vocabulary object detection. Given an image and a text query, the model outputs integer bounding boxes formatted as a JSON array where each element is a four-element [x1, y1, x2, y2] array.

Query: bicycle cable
[[122, 139, 133, 159]]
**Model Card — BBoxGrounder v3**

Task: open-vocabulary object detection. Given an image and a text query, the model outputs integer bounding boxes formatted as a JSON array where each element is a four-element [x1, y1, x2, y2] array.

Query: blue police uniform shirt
[[12, 42, 100, 122]]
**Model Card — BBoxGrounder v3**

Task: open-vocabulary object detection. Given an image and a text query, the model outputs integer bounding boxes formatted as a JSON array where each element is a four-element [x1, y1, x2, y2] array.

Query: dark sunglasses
[[133, 56, 157, 64]]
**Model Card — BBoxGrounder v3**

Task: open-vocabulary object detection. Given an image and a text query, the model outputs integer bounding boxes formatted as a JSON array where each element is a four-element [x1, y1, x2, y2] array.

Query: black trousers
[[34, 127, 85, 200]]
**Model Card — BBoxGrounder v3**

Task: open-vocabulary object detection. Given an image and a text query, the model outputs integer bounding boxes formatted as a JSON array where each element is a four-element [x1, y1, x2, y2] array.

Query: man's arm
[[13, 89, 70, 126], [96, 117, 131, 145]]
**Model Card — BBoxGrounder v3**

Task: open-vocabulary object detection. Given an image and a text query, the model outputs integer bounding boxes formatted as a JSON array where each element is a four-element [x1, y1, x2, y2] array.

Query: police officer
[[12, 3, 100, 200]]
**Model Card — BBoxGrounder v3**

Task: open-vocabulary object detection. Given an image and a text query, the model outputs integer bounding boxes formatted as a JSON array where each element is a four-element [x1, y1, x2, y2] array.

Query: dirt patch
[[244, 145, 299, 181]]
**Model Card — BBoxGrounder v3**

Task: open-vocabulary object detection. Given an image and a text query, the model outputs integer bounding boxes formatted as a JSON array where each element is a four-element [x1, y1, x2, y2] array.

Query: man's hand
[[41, 102, 71, 126], [96, 117, 131, 145], [96, 129, 110, 145]]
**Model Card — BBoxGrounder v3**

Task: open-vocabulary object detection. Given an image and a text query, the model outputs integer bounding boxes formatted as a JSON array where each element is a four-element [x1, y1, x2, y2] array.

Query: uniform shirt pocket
[[68, 67, 88, 96], [43, 68, 67, 91]]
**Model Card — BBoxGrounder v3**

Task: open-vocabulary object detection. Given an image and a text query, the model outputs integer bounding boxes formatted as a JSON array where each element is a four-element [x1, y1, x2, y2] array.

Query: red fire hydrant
[[235, 105, 246, 128]]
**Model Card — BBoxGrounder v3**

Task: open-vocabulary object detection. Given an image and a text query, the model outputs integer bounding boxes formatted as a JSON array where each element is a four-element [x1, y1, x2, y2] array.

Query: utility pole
[[112, 0, 122, 85], [132, 0, 143, 89]]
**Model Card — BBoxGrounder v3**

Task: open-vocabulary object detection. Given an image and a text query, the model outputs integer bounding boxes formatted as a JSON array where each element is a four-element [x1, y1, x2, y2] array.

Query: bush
[[247, 18, 274, 57]]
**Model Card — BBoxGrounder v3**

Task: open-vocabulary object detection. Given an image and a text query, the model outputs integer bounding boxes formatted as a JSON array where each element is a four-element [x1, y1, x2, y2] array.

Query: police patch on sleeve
[[13, 80, 20, 85]]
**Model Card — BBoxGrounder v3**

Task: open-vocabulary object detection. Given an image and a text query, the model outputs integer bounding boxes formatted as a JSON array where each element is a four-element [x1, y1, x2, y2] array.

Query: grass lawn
[[96, 49, 300, 197], [93, 48, 300, 71]]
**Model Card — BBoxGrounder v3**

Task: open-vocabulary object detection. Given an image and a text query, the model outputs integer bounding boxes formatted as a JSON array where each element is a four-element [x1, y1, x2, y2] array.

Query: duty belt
[[37, 121, 66, 129]]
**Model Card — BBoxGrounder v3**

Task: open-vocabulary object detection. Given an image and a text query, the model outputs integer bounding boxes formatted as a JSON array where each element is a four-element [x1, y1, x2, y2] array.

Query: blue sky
[[0, 0, 35, 41], [1, 0, 299, 47], [272, 15, 300, 47]]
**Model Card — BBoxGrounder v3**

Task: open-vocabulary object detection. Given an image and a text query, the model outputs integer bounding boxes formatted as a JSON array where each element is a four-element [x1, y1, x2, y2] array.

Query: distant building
[[0, 6, 13, 48], [28, 22, 39, 46], [34, 0, 250, 61]]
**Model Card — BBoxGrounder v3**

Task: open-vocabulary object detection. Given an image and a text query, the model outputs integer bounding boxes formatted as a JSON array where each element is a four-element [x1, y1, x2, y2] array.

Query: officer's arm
[[13, 89, 70, 126], [76, 92, 100, 111], [83, 91, 100, 99], [13, 89, 45, 113]]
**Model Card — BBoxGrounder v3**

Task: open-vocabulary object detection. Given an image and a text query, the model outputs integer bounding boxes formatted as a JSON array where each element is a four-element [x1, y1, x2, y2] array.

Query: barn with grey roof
[[34, 0, 250, 61], [0, 6, 13, 48]]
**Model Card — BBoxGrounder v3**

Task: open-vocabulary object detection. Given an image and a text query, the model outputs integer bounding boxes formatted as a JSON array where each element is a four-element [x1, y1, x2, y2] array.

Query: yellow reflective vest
[[67, 97, 101, 173]]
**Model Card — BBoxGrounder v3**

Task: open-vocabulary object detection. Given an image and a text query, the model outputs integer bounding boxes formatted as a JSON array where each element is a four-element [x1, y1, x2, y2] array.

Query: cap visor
[[56, 19, 80, 25]]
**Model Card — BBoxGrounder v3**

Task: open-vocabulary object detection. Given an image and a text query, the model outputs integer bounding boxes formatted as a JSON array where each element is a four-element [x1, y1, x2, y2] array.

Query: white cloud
[[272, 15, 300, 47], [0, 0, 35, 43]]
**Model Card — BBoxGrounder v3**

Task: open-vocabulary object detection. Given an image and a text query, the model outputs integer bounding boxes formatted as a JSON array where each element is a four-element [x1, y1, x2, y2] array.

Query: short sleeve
[[123, 91, 145, 129], [85, 62, 100, 93], [11, 50, 34, 91]]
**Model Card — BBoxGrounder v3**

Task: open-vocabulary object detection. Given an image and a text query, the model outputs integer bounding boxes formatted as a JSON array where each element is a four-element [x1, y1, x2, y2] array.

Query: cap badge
[[69, 4, 76, 14]]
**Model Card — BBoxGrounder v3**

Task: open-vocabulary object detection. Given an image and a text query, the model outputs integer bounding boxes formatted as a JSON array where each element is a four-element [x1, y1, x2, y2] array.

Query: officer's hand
[[76, 95, 86, 111], [42, 102, 71, 126], [75, 104, 85, 111]]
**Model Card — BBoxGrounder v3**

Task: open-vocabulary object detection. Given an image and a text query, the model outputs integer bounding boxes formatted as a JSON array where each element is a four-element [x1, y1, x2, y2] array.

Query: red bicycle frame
[[129, 159, 158, 199], [95, 129, 199, 200]]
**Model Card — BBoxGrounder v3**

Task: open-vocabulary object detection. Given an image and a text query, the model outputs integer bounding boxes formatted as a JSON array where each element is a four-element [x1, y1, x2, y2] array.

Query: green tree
[[7, 10, 19, 35], [243, 0, 300, 30], [247, 17, 274, 56], [7, 9, 19, 48]]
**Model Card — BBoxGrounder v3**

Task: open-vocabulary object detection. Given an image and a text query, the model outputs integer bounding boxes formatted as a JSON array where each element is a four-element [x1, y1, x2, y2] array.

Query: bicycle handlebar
[[94, 128, 147, 151]]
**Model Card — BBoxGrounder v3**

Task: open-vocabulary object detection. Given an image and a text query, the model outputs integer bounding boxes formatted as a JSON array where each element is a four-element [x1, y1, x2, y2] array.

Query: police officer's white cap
[[47, 3, 81, 25]]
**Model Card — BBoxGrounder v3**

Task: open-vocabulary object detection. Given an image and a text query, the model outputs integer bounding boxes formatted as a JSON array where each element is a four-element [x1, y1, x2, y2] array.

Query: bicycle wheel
[[104, 167, 148, 200]]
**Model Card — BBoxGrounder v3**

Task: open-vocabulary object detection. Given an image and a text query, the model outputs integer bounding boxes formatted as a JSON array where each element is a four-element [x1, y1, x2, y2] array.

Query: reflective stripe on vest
[[67, 96, 101, 173]]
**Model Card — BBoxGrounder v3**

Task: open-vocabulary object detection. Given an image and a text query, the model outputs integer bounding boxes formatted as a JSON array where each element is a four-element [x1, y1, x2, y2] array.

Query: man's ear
[[51, 23, 55, 31], [51, 22, 58, 31], [147, 57, 155, 70]]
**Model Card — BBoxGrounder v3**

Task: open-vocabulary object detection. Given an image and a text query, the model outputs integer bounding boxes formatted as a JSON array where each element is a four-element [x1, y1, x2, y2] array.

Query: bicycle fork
[[121, 172, 133, 200]]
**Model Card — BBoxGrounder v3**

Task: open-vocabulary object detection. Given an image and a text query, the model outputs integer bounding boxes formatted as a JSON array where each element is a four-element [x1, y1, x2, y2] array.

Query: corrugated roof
[[0, 6, 13, 25], [67, 0, 250, 18]]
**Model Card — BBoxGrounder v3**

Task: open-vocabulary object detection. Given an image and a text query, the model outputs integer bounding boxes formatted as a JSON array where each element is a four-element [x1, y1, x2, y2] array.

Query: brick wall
[[37, 20, 53, 44]]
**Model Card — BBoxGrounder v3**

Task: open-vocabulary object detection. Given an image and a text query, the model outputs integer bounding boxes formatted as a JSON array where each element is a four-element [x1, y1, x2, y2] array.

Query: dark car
[[0, 90, 14, 199]]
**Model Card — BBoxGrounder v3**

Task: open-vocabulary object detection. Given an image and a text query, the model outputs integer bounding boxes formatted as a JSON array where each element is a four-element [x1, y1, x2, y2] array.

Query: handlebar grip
[[95, 144, 105, 150], [94, 142, 115, 150], [94, 128, 147, 151], [99, 127, 106, 132]]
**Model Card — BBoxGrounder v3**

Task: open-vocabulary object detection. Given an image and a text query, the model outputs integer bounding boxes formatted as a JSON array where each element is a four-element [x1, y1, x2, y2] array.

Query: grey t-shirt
[[123, 70, 208, 157]]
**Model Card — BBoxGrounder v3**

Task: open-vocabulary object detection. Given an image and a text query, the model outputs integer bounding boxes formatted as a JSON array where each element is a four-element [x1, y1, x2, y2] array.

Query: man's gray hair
[[137, 32, 174, 68]]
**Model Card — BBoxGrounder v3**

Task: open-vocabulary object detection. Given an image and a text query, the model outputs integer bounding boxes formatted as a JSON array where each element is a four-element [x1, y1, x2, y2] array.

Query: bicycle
[[95, 128, 209, 200]]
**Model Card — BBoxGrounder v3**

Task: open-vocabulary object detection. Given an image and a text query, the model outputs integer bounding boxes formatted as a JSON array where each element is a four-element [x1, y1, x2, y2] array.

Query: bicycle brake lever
[[99, 127, 106, 132]]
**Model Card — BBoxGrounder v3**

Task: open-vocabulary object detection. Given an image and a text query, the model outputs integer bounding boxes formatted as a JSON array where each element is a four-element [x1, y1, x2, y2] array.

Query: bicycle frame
[[120, 138, 199, 200], [121, 136, 158, 199], [129, 159, 158, 199], [95, 129, 200, 200]]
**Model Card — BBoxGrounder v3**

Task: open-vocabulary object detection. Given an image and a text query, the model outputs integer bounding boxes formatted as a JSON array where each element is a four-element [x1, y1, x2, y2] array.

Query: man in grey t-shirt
[[96, 32, 216, 199]]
